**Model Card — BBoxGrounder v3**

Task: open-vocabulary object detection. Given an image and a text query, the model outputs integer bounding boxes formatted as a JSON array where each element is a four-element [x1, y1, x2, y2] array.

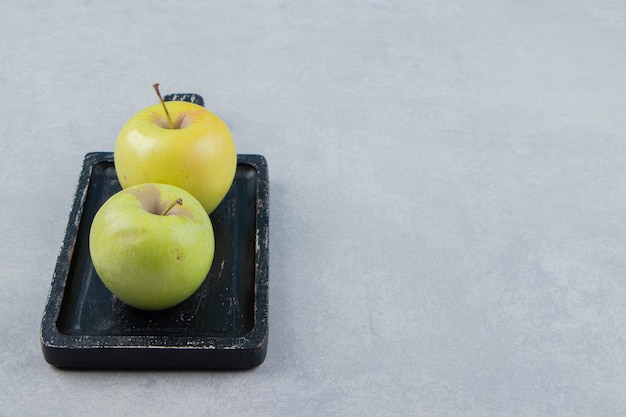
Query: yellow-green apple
[[114, 86, 237, 214], [89, 183, 215, 311]]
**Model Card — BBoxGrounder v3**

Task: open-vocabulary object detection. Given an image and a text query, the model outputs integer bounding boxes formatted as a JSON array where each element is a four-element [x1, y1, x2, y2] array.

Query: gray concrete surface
[[1, 1, 625, 415]]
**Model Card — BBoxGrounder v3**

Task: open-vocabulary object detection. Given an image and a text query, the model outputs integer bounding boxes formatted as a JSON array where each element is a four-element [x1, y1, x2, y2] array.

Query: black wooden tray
[[41, 152, 269, 369]]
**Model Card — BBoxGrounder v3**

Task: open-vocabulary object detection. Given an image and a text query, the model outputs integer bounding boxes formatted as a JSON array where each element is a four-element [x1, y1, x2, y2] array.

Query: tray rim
[[40, 152, 269, 369]]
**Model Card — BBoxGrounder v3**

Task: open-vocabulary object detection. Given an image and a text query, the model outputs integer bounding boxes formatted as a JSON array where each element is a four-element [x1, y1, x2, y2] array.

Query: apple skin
[[89, 183, 215, 311], [114, 101, 237, 214]]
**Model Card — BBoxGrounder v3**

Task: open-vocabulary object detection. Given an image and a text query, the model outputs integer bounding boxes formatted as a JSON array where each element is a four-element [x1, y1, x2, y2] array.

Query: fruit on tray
[[114, 84, 237, 214], [89, 182, 215, 311]]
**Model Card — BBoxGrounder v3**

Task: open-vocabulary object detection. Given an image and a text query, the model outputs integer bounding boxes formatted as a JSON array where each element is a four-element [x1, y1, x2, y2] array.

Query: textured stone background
[[1, 1, 625, 415]]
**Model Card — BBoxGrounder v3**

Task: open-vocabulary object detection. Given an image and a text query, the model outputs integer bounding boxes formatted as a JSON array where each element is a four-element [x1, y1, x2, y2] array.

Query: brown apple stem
[[152, 83, 174, 129], [161, 198, 183, 216]]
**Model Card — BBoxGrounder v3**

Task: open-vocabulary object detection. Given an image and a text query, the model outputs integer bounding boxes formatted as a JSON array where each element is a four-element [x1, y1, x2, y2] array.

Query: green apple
[[114, 86, 237, 214], [89, 183, 215, 311]]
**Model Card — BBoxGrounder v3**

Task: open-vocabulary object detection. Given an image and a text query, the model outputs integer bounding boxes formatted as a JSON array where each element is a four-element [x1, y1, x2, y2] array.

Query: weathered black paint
[[41, 152, 269, 369]]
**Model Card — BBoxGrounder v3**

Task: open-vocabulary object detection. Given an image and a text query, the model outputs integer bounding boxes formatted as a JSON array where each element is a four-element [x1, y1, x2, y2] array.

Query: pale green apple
[[89, 183, 215, 311], [114, 100, 237, 214]]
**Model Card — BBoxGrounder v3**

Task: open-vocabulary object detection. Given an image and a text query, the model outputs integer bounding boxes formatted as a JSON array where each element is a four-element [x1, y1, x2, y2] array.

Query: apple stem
[[153, 83, 174, 129], [161, 198, 183, 216]]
